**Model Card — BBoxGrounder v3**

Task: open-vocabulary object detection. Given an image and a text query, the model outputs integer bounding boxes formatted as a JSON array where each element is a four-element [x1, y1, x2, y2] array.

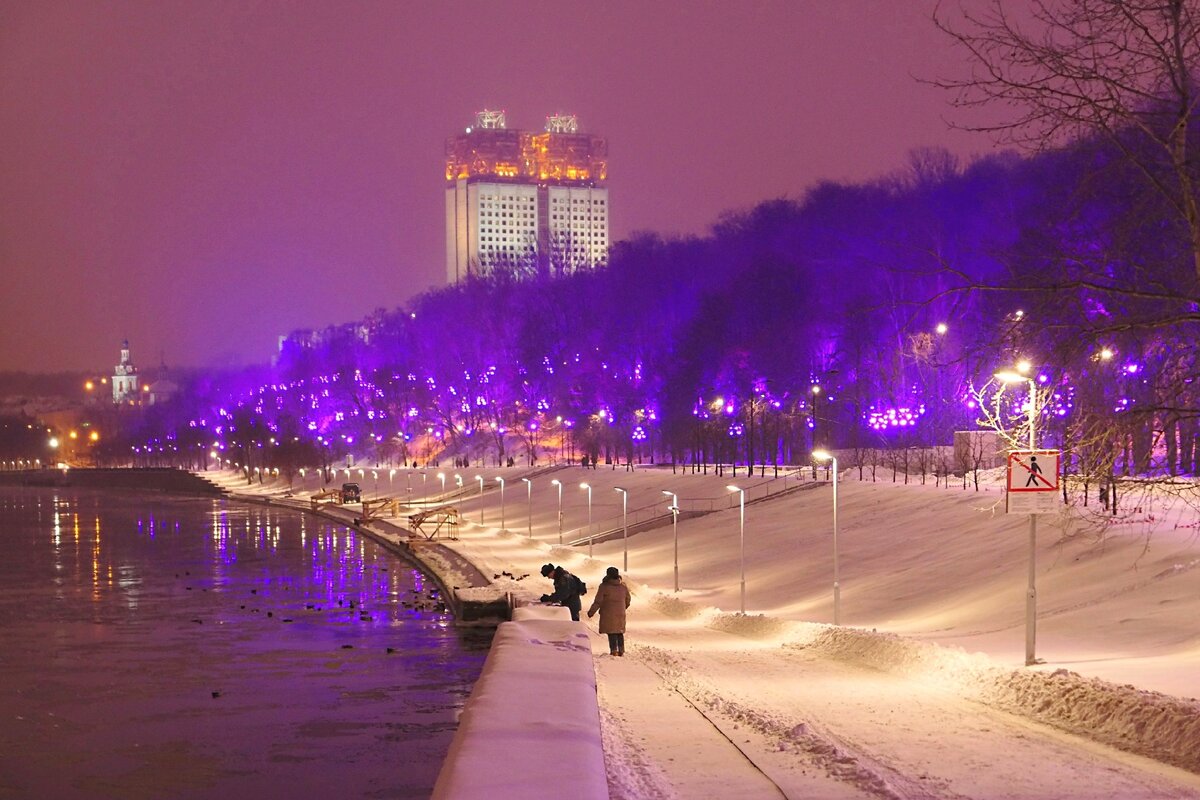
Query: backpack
[[573, 574, 587, 596]]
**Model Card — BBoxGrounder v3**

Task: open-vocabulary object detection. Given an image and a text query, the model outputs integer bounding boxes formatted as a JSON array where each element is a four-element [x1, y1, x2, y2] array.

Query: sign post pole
[[1026, 513, 1037, 666], [1007, 446, 1058, 666]]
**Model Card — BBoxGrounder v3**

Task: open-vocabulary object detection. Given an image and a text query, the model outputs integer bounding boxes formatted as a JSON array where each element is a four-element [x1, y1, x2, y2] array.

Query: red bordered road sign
[[1008, 450, 1059, 492], [1007, 450, 1060, 514]]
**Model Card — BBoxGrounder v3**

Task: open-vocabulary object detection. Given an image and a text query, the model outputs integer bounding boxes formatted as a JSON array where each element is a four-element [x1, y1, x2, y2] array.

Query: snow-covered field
[[209, 464, 1200, 797]]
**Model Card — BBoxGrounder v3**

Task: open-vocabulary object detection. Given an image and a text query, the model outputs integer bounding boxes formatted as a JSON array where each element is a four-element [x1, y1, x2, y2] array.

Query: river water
[[0, 487, 492, 799]]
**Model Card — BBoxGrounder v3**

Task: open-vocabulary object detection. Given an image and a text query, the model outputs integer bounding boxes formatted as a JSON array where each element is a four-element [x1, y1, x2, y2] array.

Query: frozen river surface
[[0, 488, 491, 799]]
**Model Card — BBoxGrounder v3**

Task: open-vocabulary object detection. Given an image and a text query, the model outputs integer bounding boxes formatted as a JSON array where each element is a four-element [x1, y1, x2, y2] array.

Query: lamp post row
[[383, 469, 845, 625]]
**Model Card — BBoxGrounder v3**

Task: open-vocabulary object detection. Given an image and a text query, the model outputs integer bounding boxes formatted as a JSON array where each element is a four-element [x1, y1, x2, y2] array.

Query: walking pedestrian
[[588, 566, 630, 656]]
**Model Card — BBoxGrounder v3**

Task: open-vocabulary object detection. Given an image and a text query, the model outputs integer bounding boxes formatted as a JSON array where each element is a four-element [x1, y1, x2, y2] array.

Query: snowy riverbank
[[207, 465, 1200, 796]]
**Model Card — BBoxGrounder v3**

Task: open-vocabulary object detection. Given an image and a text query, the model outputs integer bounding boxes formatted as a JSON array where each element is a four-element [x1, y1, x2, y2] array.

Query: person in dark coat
[[539, 563, 582, 621], [588, 566, 631, 655]]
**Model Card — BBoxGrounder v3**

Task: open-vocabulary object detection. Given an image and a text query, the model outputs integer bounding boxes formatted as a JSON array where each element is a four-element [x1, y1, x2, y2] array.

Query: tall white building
[[445, 110, 609, 282]]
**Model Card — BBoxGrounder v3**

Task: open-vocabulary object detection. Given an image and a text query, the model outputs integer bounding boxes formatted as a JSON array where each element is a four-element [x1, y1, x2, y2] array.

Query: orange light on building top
[[89, 431, 100, 442], [84, 380, 94, 391]]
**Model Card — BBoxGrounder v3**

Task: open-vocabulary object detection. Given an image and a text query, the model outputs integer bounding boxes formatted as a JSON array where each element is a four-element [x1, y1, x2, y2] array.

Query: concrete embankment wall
[[432, 605, 607, 800], [0, 468, 224, 495]]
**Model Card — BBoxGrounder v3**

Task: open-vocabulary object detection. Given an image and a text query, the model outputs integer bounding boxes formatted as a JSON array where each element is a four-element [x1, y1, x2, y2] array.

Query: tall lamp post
[[550, 479, 563, 545], [812, 450, 840, 625], [580, 482, 593, 557], [437, 471, 445, 497], [495, 476, 506, 530], [726, 485, 746, 614], [614, 487, 628, 572], [520, 477, 532, 537], [996, 363, 1041, 665], [663, 490, 679, 592], [474, 475, 485, 525]]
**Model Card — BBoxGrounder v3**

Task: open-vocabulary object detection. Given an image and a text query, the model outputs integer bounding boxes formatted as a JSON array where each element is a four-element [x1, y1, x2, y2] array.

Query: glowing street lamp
[[811, 450, 840, 625], [614, 486, 628, 572], [995, 363, 1041, 665], [726, 485, 746, 614], [663, 490, 679, 592], [495, 476, 506, 530], [550, 479, 563, 544], [520, 477, 533, 537], [580, 482, 593, 557]]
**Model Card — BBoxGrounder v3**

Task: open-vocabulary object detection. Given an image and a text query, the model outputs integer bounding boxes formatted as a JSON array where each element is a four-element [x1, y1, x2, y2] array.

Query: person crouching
[[539, 563, 582, 621], [588, 566, 630, 656]]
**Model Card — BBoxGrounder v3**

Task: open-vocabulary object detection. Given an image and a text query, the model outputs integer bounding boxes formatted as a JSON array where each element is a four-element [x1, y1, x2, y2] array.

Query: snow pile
[[786, 623, 1200, 775], [431, 605, 606, 800], [982, 668, 1200, 774]]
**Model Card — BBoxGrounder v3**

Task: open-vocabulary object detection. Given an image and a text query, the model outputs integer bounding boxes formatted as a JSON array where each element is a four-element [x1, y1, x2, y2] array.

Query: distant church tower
[[113, 340, 139, 403]]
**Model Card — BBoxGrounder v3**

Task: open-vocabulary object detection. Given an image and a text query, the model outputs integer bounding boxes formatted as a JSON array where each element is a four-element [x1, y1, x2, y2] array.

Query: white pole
[[581, 483, 593, 558], [1027, 379, 1038, 665], [522, 478, 532, 537], [664, 491, 679, 592], [727, 485, 745, 613], [476, 476, 485, 525], [551, 479, 563, 545], [496, 477, 505, 531], [738, 490, 745, 613], [615, 487, 628, 572], [832, 456, 840, 625]]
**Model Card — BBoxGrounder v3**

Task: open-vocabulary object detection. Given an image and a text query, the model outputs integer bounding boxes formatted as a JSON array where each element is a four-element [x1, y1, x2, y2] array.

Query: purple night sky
[[0, 1, 1003, 373]]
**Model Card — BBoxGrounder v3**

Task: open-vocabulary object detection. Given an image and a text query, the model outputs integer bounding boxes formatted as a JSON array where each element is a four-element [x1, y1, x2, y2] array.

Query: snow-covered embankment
[[432, 605, 607, 800]]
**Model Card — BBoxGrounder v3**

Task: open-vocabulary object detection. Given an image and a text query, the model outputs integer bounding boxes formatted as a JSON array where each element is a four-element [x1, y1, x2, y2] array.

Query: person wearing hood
[[539, 563, 583, 621], [588, 566, 631, 656]]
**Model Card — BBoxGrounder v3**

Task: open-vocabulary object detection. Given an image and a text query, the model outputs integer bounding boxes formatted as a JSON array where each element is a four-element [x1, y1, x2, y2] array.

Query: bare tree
[[934, 0, 1200, 286]]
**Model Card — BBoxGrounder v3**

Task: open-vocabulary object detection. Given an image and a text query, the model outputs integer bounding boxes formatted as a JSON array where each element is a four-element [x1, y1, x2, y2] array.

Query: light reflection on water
[[0, 487, 492, 799]]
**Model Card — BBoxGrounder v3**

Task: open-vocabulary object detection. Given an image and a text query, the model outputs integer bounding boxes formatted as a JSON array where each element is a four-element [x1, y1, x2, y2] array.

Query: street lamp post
[[580, 482, 593, 557], [550, 479, 563, 545], [663, 490, 679, 592], [521, 478, 532, 537], [614, 487, 628, 572], [726, 485, 746, 614], [495, 476, 506, 530], [996, 365, 1041, 665], [475, 475, 485, 525], [437, 472, 446, 496], [812, 450, 840, 625]]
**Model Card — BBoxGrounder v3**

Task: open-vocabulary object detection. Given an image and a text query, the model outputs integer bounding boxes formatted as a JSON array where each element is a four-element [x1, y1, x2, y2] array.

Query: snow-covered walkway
[[207, 464, 1200, 797]]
